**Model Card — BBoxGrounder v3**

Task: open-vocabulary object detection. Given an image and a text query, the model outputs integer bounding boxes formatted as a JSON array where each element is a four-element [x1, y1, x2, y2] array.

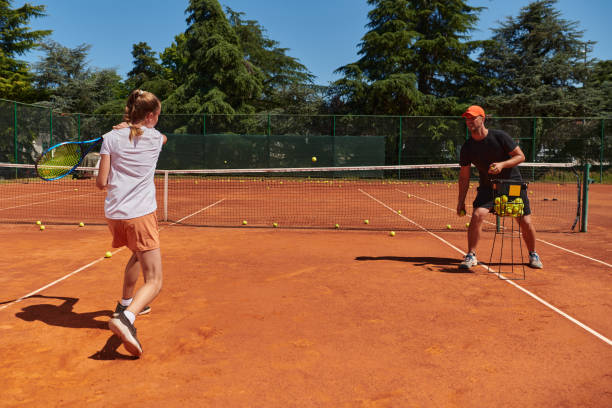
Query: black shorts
[[473, 185, 532, 216]]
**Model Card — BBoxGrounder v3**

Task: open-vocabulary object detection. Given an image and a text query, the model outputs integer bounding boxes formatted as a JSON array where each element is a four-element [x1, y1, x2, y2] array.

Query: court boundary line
[[395, 189, 612, 269], [0, 199, 227, 312], [359, 188, 612, 347]]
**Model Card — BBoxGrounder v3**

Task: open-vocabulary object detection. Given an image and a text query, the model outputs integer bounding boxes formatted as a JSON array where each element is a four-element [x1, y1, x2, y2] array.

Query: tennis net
[[0, 162, 581, 231]]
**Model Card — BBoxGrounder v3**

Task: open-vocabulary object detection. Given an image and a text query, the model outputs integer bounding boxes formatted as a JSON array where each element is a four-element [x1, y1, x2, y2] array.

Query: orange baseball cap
[[462, 105, 485, 118]]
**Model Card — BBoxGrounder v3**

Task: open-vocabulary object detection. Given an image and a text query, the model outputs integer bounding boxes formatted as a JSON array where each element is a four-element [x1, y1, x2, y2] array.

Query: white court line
[[396, 188, 612, 269], [0, 191, 101, 211], [360, 188, 612, 347], [0, 188, 78, 202], [0, 199, 227, 311]]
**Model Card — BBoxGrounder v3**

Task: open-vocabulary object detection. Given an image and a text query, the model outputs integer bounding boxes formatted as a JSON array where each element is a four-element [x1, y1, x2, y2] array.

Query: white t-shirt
[[100, 127, 164, 219]]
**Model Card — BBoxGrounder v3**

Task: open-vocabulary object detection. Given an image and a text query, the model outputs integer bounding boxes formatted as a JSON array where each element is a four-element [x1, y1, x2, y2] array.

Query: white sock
[[120, 298, 133, 307], [123, 310, 136, 325]]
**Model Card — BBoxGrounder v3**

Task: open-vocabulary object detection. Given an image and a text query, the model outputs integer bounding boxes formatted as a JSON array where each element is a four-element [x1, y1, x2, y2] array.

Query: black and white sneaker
[[459, 252, 478, 269], [113, 302, 151, 318], [108, 312, 143, 357]]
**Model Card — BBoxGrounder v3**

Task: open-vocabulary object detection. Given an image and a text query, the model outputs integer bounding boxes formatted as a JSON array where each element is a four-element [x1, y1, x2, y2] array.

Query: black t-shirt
[[459, 129, 522, 188]]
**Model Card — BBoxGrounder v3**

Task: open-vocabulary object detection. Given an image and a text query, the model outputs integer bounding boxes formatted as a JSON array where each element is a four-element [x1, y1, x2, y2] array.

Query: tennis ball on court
[[501, 195, 508, 203], [242, 220, 248, 225], [79, 222, 84, 227], [459, 209, 466, 216], [104, 251, 112, 258], [466, 222, 470, 227], [311, 156, 317, 163], [389, 231, 395, 237], [397, 210, 402, 214], [334, 223, 339, 229], [364, 219, 369, 224], [273, 222, 278, 228], [39, 225, 45, 231], [74, 188, 78, 191], [446, 224, 452, 229], [36, 220, 41, 225]]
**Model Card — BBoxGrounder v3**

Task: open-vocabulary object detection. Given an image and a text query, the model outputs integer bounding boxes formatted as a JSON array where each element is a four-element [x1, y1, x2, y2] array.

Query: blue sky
[[14, 0, 612, 86]]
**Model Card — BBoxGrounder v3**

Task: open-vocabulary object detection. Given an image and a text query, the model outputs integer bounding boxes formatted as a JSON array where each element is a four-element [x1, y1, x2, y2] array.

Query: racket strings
[[36, 143, 82, 179]]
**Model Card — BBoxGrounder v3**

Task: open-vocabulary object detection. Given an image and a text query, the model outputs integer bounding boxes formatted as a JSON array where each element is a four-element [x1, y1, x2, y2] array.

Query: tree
[[331, 0, 483, 115], [477, 0, 599, 117], [126, 42, 163, 89], [226, 7, 315, 111], [586, 60, 612, 116], [0, 0, 50, 101], [33, 40, 122, 112], [163, 0, 263, 116]]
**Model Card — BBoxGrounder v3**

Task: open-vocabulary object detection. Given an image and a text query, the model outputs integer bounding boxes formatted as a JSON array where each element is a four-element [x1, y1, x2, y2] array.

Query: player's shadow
[[14, 294, 111, 329], [355, 256, 473, 273], [89, 334, 138, 360]]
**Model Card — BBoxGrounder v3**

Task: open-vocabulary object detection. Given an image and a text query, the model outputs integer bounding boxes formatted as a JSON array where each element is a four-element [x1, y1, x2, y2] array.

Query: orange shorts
[[106, 212, 160, 252]]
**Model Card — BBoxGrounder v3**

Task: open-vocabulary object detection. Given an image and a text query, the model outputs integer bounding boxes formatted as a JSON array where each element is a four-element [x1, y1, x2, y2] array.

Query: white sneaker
[[459, 252, 478, 269], [529, 252, 543, 269]]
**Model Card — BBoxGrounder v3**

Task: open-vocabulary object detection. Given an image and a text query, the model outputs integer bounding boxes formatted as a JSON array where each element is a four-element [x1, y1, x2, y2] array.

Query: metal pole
[[267, 114, 271, 168], [600, 119, 605, 183], [581, 163, 592, 232], [398, 116, 402, 179], [332, 115, 336, 167], [13, 102, 18, 164], [49, 109, 53, 147]]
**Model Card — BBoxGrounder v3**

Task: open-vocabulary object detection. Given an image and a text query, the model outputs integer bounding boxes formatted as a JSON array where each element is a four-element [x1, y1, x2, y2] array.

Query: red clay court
[[0, 168, 611, 407]]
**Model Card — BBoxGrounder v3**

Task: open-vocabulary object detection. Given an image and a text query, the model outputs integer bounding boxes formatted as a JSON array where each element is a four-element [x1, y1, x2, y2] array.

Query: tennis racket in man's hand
[[35, 137, 102, 181]]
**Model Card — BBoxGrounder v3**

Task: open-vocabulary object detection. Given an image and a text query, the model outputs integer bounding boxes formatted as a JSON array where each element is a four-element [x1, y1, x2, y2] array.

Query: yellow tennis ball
[[389, 231, 395, 237], [242, 220, 248, 225], [104, 251, 112, 258], [501, 195, 508, 203], [36, 220, 41, 225], [364, 219, 369, 224], [79, 222, 85, 227], [311, 156, 317, 163], [494, 197, 500, 204], [273, 222, 278, 228], [334, 223, 339, 229], [446, 224, 452, 229], [39, 225, 45, 231], [466, 222, 470, 227], [397, 210, 402, 214]]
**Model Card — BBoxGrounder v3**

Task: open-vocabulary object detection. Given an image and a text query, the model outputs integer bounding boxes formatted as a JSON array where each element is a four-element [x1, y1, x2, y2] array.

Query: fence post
[[267, 114, 271, 168], [601, 119, 605, 183], [332, 115, 336, 167], [49, 108, 53, 147], [13, 102, 18, 164], [398, 116, 402, 179]]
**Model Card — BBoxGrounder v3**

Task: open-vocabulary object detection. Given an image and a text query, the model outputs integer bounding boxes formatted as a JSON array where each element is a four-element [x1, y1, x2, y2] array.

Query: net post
[[581, 163, 592, 232], [164, 171, 169, 222], [600, 119, 605, 183], [332, 115, 336, 167]]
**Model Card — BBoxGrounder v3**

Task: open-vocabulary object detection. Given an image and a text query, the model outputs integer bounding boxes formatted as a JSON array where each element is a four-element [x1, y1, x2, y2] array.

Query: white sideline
[[0, 199, 226, 311], [359, 188, 612, 347]]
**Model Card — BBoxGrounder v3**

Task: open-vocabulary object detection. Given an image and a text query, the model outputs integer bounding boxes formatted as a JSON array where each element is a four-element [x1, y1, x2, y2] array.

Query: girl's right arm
[[96, 154, 111, 190]]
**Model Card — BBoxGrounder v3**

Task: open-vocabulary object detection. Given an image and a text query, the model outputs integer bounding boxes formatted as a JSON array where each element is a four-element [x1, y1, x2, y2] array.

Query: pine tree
[[0, 0, 50, 100], [127, 42, 163, 88], [332, 0, 483, 115], [163, 0, 263, 115], [478, 0, 598, 117]]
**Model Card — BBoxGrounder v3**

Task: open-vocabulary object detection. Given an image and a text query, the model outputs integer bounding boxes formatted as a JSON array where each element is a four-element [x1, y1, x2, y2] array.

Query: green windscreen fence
[[0, 99, 610, 181]]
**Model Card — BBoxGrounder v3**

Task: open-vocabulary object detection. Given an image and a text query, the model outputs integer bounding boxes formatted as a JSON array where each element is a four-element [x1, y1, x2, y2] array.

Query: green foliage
[[0, 0, 50, 101], [162, 0, 263, 118], [477, 0, 600, 117], [126, 42, 164, 90], [32, 41, 123, 113], [331, 0, 483, 115]]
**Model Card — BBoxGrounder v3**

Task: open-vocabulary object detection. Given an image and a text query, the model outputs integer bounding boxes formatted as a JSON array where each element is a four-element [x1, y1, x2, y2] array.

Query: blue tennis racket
[[35, 137, 102, 181]]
